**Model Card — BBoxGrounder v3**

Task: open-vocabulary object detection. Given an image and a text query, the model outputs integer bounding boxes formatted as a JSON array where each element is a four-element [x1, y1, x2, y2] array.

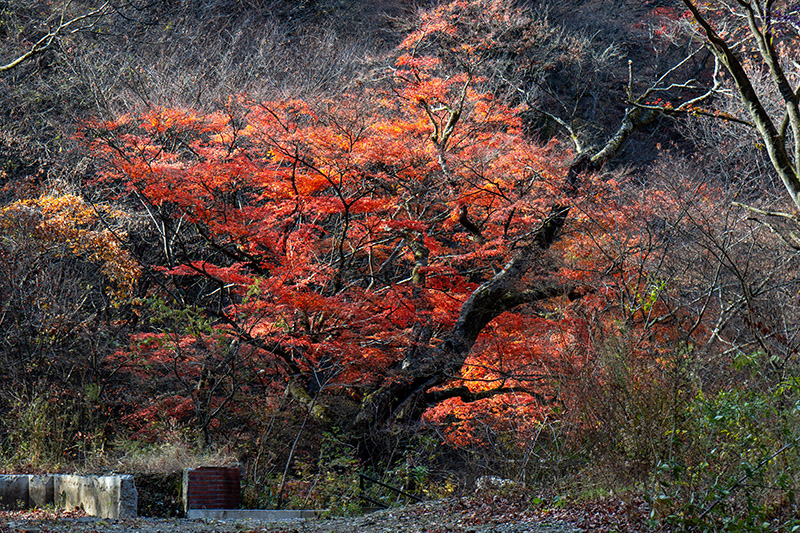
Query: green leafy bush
[[651, 354, 800, 531]]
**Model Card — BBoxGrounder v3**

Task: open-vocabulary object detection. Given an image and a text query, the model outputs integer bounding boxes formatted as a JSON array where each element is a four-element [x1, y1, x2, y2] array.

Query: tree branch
[[0, 2, 110, 73], [423, 385, 549, 405], [680, 0, 800, 209]]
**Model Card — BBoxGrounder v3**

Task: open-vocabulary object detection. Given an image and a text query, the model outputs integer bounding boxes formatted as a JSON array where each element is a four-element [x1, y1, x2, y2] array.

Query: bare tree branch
[[0, 2, 110, 73], [680, 0, 800, 209]]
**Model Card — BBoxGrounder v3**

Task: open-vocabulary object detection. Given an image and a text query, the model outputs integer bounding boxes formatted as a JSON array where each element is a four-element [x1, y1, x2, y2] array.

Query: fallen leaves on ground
[[0, 492, 651, 532]]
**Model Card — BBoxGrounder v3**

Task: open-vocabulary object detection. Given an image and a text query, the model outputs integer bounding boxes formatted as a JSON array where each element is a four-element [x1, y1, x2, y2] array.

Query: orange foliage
[[85, 0, 702, 446], [0, 190, 140, 301]]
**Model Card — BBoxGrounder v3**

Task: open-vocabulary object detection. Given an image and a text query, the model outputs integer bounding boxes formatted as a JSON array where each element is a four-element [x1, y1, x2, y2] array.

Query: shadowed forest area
[[2, 0, 800, 529]]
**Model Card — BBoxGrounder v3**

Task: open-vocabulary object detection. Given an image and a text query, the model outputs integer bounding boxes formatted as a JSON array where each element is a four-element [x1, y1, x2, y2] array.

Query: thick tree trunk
[[353, 100, 656, 432], [353, 196, 576, 432]]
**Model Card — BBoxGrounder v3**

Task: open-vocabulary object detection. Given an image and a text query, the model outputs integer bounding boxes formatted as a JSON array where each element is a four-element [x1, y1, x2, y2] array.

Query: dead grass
[[112, 440, 238, 474]]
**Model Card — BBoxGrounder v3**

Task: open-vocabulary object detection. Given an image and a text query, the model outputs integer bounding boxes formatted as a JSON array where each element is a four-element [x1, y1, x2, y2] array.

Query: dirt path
[[1, 494, 648, 532]]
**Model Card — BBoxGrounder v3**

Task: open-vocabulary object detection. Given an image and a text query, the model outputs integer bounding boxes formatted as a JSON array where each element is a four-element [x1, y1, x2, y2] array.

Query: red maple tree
[[87, 0, 699, 446]]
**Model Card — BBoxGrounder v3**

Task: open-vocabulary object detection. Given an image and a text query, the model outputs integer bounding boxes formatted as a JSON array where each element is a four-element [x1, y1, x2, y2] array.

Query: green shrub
[[300, 429, 362, 516], [242, 428, 362, 515], [650, 355, 800, 531]]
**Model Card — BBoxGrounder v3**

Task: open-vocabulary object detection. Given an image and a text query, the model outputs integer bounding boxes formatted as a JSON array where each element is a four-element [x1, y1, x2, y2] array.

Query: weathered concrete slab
[[28, 475, 54, 508], [54, 474, 137, 519], [0, 474, 138, 518], [0, 475, 29, 509], [186, 509, 324, 520]]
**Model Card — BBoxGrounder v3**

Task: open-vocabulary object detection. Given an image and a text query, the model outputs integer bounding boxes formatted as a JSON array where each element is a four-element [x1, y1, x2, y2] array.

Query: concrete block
[[54, 474, 138, 519], [118, 475, 138, 518], [186, 509, 323, 520], [0, 475, 29, 509], [28, 475, 54, 508]]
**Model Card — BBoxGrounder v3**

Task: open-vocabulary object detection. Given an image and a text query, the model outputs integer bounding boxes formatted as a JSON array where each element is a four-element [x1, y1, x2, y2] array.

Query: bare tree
[[0, 1, 110, 73], [677, 0, 800, 209]]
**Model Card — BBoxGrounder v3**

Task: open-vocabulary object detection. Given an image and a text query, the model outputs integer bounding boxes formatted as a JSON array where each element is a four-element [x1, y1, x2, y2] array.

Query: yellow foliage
[[0, 192, 141, 301]]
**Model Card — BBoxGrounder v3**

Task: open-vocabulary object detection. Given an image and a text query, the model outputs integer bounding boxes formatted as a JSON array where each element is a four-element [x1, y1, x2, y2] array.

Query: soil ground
[[0, 494, 650, 532]]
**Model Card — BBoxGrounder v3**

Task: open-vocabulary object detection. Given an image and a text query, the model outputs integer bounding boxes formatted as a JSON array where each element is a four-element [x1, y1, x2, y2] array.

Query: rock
[[474, 476, 523, 493]]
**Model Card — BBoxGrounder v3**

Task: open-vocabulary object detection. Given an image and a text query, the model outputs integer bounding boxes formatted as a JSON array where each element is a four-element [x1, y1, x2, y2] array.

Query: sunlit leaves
[[84, 0, 694, 448], [0, 191, 140, 301], [90, 52, 572, 428]]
